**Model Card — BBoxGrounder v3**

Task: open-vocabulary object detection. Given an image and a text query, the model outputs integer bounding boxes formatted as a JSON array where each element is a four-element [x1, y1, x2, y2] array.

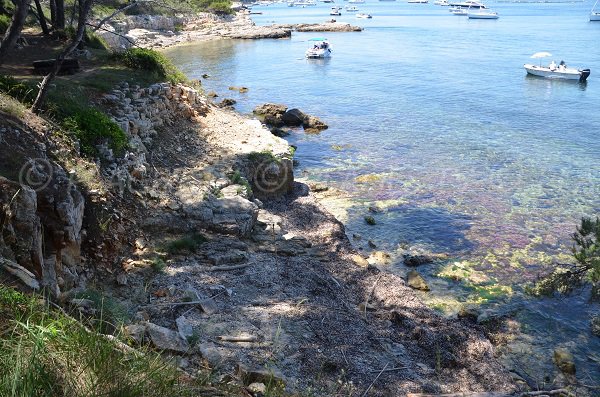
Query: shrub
[[0, 14, 10, 34], [530, 216, 600, 296], [115, 48, 186, 84], [0, 74, 36, 104], [62, 107, 128, 157]]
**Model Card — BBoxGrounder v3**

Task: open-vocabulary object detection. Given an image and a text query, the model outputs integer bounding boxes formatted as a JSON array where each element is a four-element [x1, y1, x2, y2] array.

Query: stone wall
[[100, 83, 209, 194]]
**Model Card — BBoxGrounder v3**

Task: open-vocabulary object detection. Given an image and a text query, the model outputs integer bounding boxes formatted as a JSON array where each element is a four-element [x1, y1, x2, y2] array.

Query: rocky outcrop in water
[[253, 103, 328, 133]]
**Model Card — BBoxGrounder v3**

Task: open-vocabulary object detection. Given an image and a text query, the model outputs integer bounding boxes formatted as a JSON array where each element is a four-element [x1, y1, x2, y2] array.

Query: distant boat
[[356, 12, 372, 17], [330, 5, 342, 14], [345, 5, 359, 11], [434, 0, 449, 4], [348, 0, 365, 3], [448, 0, 486, 8], [467, 9, 498, 18], [591, 0, 600, 21], [449, 6, 467, 14], [408, 0, 428, 3]]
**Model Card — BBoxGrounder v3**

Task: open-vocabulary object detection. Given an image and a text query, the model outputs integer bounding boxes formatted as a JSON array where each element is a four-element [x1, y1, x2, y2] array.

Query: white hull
[[306, 49, 331, 58], [591, 12, 600, 21], [468, 11, 498, 18], [524, 64, 590, 81]]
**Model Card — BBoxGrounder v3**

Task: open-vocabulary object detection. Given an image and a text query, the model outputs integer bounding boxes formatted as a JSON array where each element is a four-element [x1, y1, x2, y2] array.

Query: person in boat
[[559, 60, 566, 71], [549, 60, 557, 71]]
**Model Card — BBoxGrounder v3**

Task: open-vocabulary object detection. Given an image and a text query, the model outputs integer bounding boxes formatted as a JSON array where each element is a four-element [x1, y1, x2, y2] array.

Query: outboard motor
[[579, 69, 591, 83]]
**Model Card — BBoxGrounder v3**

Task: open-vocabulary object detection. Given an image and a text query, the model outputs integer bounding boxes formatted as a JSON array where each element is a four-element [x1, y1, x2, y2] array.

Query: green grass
[[163, 233, 207, 255], [0, 14, 11, 35], [0, 286, 209, 397]]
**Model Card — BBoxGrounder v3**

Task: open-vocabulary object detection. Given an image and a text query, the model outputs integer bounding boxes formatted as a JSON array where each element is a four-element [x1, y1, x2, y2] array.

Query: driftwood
[[0, 257, 40, 290], [32, 58, 79, 75]]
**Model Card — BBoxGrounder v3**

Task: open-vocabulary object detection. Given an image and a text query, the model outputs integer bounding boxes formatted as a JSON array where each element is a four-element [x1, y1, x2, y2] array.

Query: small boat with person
[[306, 38, 332, 59], [356, 12, 372, 18], [524, 53, 590, 82]]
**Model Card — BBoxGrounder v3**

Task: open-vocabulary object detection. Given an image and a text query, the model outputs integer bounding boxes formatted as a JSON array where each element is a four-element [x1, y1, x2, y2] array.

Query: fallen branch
[[217, 335, 258, 342], [368, 366, 407, 373], [208, 263, 251, 272], [520, 390, 574, 397], [361, 362, 388, 397]]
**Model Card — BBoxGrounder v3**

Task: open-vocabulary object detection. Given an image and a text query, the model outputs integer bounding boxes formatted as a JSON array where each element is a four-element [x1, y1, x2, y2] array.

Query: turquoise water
[[165, 1, 600, 388]]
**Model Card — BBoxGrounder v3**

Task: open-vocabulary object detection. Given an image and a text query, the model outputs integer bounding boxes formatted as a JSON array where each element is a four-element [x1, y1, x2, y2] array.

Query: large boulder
[[281, 108, 305, 126]]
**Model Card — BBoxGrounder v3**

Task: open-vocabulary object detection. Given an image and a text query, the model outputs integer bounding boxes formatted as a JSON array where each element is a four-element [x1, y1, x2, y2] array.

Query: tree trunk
[[31, 0, 93, 114], [0, 0, 32, 65], [32, 0, 50, 35], [55, 0, 64, 29], [49, 0, 57, 28]]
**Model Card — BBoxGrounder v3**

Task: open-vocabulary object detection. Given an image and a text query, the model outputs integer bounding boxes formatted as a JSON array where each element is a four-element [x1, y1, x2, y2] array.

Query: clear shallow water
[[165, 1, 600, 388]]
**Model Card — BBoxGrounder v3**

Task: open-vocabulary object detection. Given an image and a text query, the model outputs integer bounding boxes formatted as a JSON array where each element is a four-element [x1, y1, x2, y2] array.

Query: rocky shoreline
[[97, 11, 362, 50]]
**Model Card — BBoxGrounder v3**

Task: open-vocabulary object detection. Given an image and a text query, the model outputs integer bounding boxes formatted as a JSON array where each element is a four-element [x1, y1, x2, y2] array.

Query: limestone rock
[[407, 270, 430, 291], [237, 363, 286, 387], [146, 322, 190, 353]]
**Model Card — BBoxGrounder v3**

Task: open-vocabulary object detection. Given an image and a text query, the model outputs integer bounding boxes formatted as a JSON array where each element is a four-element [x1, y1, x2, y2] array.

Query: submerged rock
[[553, 347, 576, 375], [407, 270, 430, 291], [403, 253, 433, 267], [592, 316, 600, 337]]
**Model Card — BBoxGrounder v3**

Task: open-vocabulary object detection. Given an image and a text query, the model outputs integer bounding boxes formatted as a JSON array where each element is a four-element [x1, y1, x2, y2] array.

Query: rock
[[209, 196, 260, 237], [247, 382, 266, 394], [368, 240, 377, 248], [368, 251, 391, 265], [269, 127, 290, 137], [237, 363, 286, 387], [364, 216, 376, 225], [302, 114, 328, 131], [553, 347, 576, 375], [207, 249, 248, 265], [146, 322, 190, 353], [351, 254, 369, 267], [124, 323, 147, 344], [281, 108, 305, 126], [592, 316, 600, 337], [407, 270, 430, 291], [207, 91, 218, 98], [218, 98, 237, 108], [199, 297, 219, 315], [403, 253, 433, 267], [176, 315, 195, 340]]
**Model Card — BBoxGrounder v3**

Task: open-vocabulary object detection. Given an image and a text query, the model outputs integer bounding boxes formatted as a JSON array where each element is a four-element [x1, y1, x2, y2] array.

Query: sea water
[[165, 0, 600, 388]]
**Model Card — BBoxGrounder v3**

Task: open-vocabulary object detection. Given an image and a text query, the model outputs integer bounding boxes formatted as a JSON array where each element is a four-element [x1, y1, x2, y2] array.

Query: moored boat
[[356, 12, 372, 17], [467, 9, 498, 18], [448, 0, 486, 8], [330, 5, 342, 14], [591, 0, 600, 20], [345, 5, 359, 11], [449, 6, 467, 14]]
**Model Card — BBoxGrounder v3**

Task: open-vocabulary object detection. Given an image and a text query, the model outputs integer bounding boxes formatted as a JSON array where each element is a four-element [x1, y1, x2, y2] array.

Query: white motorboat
[[591, 0, 600, 20], [467, 9, 498, 18], [356, 12, 372, 17], [306, 38, 332, 59], [448, 0, 486, 8], [345, 5, 359, 11], [408, 0, 428, 3], [434, 0, 449, 5], [295, 0, 317, 5], [449, 6, 467, 14], [349, 0, 365, 3], [524, 60, 590, 82], [330, 5, 342, 14]]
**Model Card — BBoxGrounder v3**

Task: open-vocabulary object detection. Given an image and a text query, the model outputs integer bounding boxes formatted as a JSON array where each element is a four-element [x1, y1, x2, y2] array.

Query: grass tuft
[[164, 233, 207, 255]]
